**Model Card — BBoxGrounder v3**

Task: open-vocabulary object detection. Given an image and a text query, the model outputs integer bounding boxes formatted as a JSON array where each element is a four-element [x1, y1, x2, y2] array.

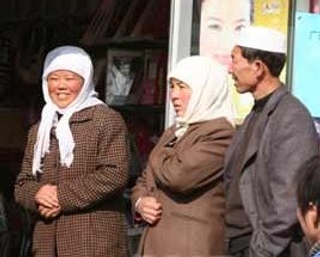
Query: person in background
[[224, 25, 320, 257], [297, 156, 320, 257], [296, 156, 320, 257], [14, 46, 129, 257], [131, 55, 235, 256]]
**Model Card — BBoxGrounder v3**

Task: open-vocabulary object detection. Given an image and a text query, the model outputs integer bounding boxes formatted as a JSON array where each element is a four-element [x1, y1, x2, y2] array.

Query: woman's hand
[[35, 184, 60, 209], [38, 204, 61, 219], [136, 196, 162, 225]]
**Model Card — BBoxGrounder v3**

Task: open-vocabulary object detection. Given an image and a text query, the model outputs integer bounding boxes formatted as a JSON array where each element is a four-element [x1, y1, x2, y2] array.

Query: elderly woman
[[14, 46, 129, 257], [131, 55, 235, 256]]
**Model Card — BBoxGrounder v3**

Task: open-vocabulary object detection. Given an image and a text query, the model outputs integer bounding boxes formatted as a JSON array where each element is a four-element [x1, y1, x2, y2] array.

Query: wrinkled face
[[47, 70, 84, 108], [229, 46, 257, 94], [169, 78, 192, 117], [200, 0, 251, 67]]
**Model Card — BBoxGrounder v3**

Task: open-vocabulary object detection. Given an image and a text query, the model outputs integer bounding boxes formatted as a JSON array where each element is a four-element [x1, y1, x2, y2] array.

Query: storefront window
[[292, 3, 320, 119]]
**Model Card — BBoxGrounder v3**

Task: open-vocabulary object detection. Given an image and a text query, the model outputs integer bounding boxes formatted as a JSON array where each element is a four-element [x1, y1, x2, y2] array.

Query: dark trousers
[[226, 234, 251, 257]]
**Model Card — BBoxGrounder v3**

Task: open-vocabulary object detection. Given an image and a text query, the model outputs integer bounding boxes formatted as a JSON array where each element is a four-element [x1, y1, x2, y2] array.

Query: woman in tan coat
[[14, 46, 129, 257], [131, 56, 235, 256]]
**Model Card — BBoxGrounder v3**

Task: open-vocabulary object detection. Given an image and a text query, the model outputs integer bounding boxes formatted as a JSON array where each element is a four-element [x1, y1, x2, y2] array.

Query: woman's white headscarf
[[32, 46, 104, 175], [168, 56, 235, 138]]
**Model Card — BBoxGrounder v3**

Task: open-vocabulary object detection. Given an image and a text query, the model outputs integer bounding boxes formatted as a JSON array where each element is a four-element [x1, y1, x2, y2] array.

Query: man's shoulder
[[273, 90, 312, 117]]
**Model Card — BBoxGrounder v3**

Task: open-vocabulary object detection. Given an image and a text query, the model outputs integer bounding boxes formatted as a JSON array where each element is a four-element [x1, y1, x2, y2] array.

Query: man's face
[[229, 46, 257, 94]]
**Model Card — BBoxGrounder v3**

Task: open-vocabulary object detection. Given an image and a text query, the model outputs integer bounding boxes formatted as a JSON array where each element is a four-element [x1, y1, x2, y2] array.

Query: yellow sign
[[253, 0, 289, 85], [254, 0, 289, 33]]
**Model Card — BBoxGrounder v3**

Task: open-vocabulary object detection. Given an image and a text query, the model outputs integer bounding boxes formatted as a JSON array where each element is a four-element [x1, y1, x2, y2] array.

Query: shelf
[[84, 37, 168, 51], [0, 1, 100, 25], [0, 13, 90, 25], [110, 104, 165, 114]]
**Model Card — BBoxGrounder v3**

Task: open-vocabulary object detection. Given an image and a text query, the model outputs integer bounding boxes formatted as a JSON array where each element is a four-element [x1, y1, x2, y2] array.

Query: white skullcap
[[236, 26, 287, 54]]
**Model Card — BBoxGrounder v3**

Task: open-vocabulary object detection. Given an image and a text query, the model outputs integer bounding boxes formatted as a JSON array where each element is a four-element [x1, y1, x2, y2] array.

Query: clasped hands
[[35, 184, 61, 219], [136, 196, 162, 225]]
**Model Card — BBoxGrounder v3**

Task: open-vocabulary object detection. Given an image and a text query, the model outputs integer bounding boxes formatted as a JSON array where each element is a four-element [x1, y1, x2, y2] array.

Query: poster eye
[[208, 24, 222, 31], [235, 24, 246, 32]]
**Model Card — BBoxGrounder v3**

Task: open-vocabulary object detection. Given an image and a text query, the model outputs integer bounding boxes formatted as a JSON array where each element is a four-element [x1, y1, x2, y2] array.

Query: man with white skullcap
[[224, 26, 319, 256]]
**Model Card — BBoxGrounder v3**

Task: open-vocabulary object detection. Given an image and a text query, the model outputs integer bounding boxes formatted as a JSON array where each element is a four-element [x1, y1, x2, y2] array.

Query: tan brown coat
[[132, 118, 234, 257], [15, 105, 129, 257]]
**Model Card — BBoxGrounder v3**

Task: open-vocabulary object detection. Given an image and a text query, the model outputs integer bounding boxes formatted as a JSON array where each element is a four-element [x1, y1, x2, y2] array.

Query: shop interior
[[0, 0, 170, 198], [0, 0, 170, 255]]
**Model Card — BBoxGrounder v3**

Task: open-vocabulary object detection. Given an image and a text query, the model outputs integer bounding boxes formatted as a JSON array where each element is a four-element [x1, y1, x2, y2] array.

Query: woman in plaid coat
[[15, 46, 129, 257]]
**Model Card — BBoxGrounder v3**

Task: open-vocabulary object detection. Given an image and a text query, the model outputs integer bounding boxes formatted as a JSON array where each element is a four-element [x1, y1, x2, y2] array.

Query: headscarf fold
[[32, 46, 104, 175], [167, 56, 235, 138]]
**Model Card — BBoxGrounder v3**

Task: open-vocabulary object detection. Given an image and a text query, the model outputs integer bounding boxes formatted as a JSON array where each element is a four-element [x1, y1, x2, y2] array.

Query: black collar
[[252, 92, 273, 112]]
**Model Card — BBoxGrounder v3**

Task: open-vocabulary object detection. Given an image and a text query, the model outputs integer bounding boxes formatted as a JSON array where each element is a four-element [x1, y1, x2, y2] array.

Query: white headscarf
[[32, 46, 104, 175], [168, 56, 235, 138]]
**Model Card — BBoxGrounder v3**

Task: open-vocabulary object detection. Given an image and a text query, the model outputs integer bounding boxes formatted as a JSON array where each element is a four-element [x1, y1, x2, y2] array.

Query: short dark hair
[[296, 156, 320, 216], [239, 46, 286, 77]]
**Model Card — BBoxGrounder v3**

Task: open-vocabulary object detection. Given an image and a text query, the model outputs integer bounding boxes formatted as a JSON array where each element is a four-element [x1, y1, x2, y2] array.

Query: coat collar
[[242, 84, 289, 170], [162, 118, 230, 147], [224, 85, 289, 175], [261, 84, 288, 116], [69, 104, 105, 123]]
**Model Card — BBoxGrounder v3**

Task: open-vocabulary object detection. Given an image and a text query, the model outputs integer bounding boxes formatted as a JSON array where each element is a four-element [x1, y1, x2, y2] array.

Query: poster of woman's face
[[199, 0, 252, 68], [195, 0, 289, 124]]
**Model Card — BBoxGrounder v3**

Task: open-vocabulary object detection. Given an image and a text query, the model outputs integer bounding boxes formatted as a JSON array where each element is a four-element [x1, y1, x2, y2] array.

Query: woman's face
[[47, 70, 84, 108], [200, 0, 251, 67], [169, 78, 192, 117]]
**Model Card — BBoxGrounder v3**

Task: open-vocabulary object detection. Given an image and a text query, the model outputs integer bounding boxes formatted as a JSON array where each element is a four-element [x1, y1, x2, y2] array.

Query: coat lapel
[[224, 114, 251, 180], [240, 85, 289, 172]]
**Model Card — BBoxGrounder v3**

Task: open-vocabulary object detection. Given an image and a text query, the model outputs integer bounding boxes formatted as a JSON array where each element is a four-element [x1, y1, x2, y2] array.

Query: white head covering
[[236, 26, 287, 54], [168, 56, 235, 138], [32, 46, 104, 175]]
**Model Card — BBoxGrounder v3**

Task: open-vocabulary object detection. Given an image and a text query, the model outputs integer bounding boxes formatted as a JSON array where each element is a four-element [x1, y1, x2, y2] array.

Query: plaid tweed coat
[[15, 105, 129, 257]]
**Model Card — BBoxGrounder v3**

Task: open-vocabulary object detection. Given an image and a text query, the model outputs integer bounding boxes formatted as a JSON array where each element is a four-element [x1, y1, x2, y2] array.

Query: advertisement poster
[[198, 0, 289, 124], [292, 12, 320, 118], [253, 0, 289, 33]]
